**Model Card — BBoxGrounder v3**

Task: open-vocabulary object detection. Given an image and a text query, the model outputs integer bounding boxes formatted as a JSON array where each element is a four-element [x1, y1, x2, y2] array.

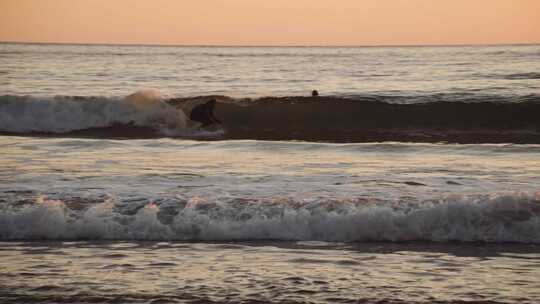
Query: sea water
[[2, 43, 539, 98], [1, 43, 540, 303]]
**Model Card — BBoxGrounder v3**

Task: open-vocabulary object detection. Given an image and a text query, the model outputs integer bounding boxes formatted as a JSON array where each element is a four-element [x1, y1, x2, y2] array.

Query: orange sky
[[1, 0, 539, 46]]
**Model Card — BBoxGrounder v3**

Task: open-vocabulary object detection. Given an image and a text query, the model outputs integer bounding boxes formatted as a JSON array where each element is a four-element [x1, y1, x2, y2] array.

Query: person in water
[[189, 98, 222, 127]]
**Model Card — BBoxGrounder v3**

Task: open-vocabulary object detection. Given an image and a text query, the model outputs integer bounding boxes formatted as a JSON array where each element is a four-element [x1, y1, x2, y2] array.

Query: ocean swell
[[203, 94, 540, 143], [1, 193, 539, 243], [2, 91, 540, 142]]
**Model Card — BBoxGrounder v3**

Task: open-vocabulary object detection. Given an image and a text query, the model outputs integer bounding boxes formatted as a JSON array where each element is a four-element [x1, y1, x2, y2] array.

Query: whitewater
[[1, 43, 540, 303], [1, 137, 540, 303]]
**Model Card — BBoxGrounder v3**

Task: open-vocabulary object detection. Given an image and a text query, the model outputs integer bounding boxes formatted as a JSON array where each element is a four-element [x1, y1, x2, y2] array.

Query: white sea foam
[[0, 89, 189, 135], [1, 193, 539, 243]]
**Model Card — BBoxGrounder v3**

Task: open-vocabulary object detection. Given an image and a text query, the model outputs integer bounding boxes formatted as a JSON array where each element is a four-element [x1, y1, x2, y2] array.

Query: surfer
[[189, 98, 222, 127]]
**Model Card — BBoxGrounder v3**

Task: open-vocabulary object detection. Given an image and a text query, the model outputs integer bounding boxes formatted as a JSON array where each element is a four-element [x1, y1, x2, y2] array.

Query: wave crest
[[2, 91, 540, 142], [0, 89, 189, 136], [1, 193, 539, 243]]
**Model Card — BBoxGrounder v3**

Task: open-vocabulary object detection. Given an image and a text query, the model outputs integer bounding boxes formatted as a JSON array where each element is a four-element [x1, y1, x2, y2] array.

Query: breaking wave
[[1, 192, 539, 243], [0, 90, 190, 137], [2, 91, 540, 142]]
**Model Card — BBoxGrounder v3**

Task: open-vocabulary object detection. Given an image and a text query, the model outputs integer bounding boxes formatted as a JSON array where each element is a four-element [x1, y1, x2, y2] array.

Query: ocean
[[0, 43, 539, 303]]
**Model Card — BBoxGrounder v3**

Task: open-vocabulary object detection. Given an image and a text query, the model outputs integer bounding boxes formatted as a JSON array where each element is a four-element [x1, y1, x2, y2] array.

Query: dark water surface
[[1, 241, 539, 304]]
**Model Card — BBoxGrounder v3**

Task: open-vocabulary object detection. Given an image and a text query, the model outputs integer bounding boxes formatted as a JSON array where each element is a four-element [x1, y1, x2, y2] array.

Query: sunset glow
[[1, 0, 539, 46]]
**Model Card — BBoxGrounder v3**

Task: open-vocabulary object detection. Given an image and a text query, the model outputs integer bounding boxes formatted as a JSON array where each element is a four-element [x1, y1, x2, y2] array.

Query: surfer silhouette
[[189, 98, 222, 127]]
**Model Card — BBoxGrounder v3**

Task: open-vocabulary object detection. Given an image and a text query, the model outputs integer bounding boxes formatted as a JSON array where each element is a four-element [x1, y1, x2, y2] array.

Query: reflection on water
[[1, 137, 540, 302], [0, 242, 539, 303], [1, 43, 539, 97], [2, 138, 540, 201], [1, 138, 540, 243]]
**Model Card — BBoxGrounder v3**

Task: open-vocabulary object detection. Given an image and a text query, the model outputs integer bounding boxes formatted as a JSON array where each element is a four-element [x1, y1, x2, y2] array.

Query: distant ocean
[[1, 43, 539, 303]]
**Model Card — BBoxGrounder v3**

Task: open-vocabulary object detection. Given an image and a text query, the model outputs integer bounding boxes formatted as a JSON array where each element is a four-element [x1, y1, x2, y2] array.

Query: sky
[[1, 0, 539, 46]]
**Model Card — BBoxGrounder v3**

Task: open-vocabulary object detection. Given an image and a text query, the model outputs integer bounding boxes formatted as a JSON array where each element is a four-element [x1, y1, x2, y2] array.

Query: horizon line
[[1, 40, 539, 48]]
